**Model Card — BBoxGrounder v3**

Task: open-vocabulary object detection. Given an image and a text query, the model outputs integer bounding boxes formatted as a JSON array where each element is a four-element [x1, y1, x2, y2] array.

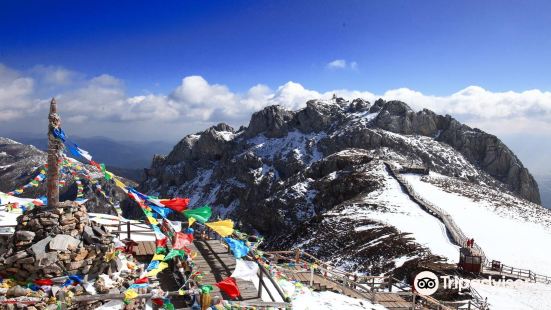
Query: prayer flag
[[183, 206, 212, 223], [159, 198, 190, 212], [206, 219, 234, 237], [231, 259, 259, 282], [215, 277, 241, 299], [224, 237, 249, 259], [172, 232, 193, 250]]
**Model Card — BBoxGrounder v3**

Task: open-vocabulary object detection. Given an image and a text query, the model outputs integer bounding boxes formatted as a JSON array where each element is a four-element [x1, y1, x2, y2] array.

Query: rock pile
[[0, 201, 114, 280]]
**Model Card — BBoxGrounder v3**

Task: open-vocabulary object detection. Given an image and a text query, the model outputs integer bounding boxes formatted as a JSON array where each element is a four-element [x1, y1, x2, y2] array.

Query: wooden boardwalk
[[135, 241, 156, 256], [191, 240, 262, 302], [279, 266, 412, 309]]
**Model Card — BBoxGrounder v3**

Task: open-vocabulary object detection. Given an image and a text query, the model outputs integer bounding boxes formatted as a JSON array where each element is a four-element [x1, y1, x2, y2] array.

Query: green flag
[[100, 163, 112, 180], [164, 249, 185, 261], [163, 302, 175, 310], [200, 285, 214, 294], [183, 206, 212, 223]]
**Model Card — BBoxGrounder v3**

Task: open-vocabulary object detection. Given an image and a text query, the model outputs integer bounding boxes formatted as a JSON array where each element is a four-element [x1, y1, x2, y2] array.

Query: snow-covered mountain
[[0, 137, 131, 214], [140, 97, 549, 278], [535, 175, 551, 209]]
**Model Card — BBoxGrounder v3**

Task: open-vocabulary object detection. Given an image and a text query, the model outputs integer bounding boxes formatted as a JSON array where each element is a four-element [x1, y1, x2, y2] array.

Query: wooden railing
[[386, 162, 551, 286], [265, 250, 459, 310], [485, 261, 551, 284], [195, 226, 291, 308]]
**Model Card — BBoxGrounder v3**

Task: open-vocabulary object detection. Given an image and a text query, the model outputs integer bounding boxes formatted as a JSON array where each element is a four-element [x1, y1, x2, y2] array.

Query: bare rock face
[[0, 201, 113, 280], [244, 105, 295, 138]]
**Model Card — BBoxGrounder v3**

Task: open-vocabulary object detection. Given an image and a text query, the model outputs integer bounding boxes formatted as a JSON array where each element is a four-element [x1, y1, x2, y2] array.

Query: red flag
[[160, 198, 190, 212], [215, 277, 241, 299], [151, 298, 164, 306], [172, 232, 193, 250], [90, 160, 102, 170], [34, 279, 53, 286], [155, 238, 168, 247], [134, 277, 149, 284]]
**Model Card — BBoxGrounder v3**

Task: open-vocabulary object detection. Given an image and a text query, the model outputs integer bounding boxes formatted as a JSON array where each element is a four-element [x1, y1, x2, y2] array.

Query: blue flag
[[146, 260, 160, 271], [53, 127, 67, 142], [224, 237, 249, 259], [149, 203, 173, 218]]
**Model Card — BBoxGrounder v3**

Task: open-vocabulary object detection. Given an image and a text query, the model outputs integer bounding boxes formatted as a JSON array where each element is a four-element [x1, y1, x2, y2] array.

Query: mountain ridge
[[137, 97, 548, 276]]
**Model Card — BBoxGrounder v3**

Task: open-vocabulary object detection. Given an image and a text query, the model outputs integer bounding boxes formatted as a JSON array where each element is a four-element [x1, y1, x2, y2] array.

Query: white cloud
[[0, 64, 36, 121], [326, 59, 359, 70], [1, 63, 550, 144], [327, 59, 347, 69], [31, 65, 78, 85]]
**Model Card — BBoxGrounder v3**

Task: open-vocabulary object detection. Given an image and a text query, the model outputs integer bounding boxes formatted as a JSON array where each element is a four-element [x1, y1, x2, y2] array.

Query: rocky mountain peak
[[144, 97, 541, 210], [244, 105, 295, 138], [135, 97, 546, 276]]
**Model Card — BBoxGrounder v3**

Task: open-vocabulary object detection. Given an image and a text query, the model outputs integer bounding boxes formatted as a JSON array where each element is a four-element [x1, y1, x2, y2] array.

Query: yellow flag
[[146, 261, 170, 277], [147, 216, 158, 225], [152, 254, 165, 261], [158, 261, 169, 271], [205, 219, 234, 237], [114, 177, 126, 190], [104, 251, 116, 262], [147, 268, 162, 277], [188, 217, 196, 227], [124, 289, 138, 300]]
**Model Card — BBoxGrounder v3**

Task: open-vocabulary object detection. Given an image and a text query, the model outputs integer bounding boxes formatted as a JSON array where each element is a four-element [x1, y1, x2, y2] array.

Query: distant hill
[[7, 134, 173, 181], [0, 137, 134, 214]]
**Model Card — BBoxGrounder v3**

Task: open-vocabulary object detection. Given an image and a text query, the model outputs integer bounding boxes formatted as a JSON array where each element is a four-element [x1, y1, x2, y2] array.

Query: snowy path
[[402, 173, 551, 276], [351, 165, 459, 262]]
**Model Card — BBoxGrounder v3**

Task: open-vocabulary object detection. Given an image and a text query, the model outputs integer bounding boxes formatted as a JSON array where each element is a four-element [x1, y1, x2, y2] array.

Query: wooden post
[[127, 221, 131, 239], [258, 268, 264, 299], [117, 220, 121, 239], [294, 249, 300, 263], [47, 98, 62, 209], [309, 266, 314, 286]]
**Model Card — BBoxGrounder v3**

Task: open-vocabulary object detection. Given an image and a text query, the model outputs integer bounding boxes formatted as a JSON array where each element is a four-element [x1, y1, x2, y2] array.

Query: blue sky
[[1, 0, 550, 95], [1, 0, 551, 175]]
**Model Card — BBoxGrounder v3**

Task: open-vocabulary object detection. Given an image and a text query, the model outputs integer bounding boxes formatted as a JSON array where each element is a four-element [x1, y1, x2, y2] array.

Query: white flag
[[231, 259, 259, 282]]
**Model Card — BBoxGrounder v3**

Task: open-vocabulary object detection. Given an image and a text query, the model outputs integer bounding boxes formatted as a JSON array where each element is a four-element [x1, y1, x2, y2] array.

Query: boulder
[[29, 236, 52, 257], [15, 230, 35, 241], [49, 234, 81, 251]]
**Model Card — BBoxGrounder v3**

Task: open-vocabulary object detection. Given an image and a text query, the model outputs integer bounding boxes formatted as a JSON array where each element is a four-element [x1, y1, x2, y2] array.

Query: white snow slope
[[402, 173, 551, 276], [329, 163, 459, 262], [471, 281, 551, 310]]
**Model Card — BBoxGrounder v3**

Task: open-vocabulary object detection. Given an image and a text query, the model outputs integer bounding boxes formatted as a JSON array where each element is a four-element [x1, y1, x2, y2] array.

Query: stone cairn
[[0, 201, 113, 280]]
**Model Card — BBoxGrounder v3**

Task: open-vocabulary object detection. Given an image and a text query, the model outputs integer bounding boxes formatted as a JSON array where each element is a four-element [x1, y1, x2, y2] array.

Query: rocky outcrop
[[372, 101, 540, 204], [244, 105, 295, 138]]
